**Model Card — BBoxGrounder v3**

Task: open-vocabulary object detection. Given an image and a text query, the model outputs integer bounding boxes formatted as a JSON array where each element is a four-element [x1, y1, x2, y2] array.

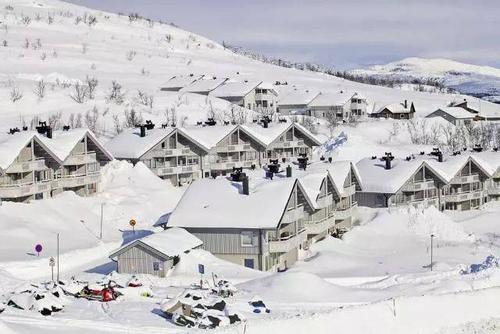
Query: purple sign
[[35, 244, 43, 255]]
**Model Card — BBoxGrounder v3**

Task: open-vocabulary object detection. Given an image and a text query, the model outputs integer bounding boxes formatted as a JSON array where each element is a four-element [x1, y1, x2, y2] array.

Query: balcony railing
[[316, 194, 333, 208], [444, 190, 483, 202], [450, 174, 480, 185], [6, 158, 46, 173], [402, 179, 436, 192], [305, 216, 336, 235], [151, 147, 192, 157], [210, 160, 257, 171], [157, 164, 200, 176], [0, 180, 51, 198], [281, 206, 305, 225], [63, 152, 97, 166], [52, 172, 100, 188], [216, 143, 252, 153], [271, 140, 305, 149], [342, 184, 356, 197], [268, 229, 307, 253]]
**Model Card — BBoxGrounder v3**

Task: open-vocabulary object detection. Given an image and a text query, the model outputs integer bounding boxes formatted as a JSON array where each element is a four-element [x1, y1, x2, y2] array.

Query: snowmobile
[[77, 282, 121, 302]]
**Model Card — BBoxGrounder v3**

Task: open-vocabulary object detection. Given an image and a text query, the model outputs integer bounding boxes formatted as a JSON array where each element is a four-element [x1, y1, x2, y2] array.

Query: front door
[[244, 258, 254, 269]]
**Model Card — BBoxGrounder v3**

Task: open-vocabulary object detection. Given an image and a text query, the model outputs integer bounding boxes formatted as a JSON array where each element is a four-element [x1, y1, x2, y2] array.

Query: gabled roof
[[298, 172, 327, 210], [41, 129, 113, 162], [210, 80, 262, 98], [308, 91, 355, 107], [168, 177, 310, 229], [426, 154, 491, 182], [105, 127, 209, 160], [109, 227, 202, 260], [241, 122, 322, 147], [257, 82, 278, 95], [0, 132, 63, 171], [161, 75, 203, 90], [180, 77, 227, 93], [377, 102, 414, 114], [278, 90, 320, 106], [472, 151, 500, 176], [429, 107, 475, 120], [304, 160, 361, 198], [356, 157, 445, 194]]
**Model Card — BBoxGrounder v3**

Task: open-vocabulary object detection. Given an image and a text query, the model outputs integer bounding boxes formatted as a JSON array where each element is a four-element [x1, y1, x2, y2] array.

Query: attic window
[[26, 142, 32, 148], [241, 231, 256, 247]]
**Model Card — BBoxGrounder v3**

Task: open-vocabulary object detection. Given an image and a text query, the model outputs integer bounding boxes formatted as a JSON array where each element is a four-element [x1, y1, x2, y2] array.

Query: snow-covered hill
[[0, 0, 497, 138], [351, 58, 500, 103]]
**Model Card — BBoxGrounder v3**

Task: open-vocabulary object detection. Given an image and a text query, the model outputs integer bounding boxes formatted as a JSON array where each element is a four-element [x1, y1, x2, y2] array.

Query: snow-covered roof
[[472, 151, 500, 175], [308, 91, 355, 107], [109, 227, 203, 260], [257, 82, 278, 94], [377, 102, 414, 114], [41, 129, 113, 162], [180, 77, 227, 93], [356, 157, 428, 194], [278, 90, 320, 106], [0, 132, 38, 170], [210, 80, 261, 98], [180, 125, 236, 149], [426, 154, 491, 181], [241, 122, 322, 146], [161, 75, 203, 90], [298, 172, 326, 209], [306, 160, 360, 197], [431, 107, 476, 119], [168, 177, 300, 229], [105, 127, 176, 159]]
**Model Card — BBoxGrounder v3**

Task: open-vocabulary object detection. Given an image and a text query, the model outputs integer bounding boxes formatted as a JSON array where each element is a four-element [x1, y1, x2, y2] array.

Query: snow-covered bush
[[33, 80, 46, 99], [10, 86, 23, 103], [136, 90, 154, 108], [69, 82, 88, 103], [107, 81, 125, 105]]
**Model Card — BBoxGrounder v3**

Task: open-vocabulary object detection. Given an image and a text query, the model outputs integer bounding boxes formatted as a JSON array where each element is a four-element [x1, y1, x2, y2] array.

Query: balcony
[[335, 205, 355, 221], [151, 147, 192, 157], [281, 206, 305, 225], [157, 164, 200, 176], [6, 158, 47, 173], [64, 152, 97, 166], [305, 216, 336, 235], [0, 180, 51, 198], [216, 143, 252, 153], [53, 172, 100, 188], [271, 140, 305, 149], [316, 194, 333, 208], [268, 229, 307, 253], [210, 160, 258, 171], [342, 184, 356, 197], [488, 184, 500, 196], [402, 180, 436, 192], [450, 174, 480, 185], [444, 191, 483, 202]]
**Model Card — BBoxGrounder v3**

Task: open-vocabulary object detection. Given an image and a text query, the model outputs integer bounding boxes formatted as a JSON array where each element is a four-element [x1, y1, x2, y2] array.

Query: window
[[153, 262, 160, 271], [241, 231, 255, 247], [244, 259, 255, 269]]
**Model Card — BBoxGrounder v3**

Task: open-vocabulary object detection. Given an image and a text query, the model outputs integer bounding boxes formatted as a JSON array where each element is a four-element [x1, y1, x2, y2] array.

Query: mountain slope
[[351, 57, 500, 103]]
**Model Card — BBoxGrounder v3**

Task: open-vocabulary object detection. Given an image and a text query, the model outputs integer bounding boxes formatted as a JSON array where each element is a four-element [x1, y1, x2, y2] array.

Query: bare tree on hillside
[[10, 86, 23, 103], [136, 90, 154, 109], [85, 75, 98, 99], [324, 111, 339, 136], [85, 106, 99, 133], [70, 82, 88, 103], [33, 80, 46, 99], [107, 81, 125, 105]]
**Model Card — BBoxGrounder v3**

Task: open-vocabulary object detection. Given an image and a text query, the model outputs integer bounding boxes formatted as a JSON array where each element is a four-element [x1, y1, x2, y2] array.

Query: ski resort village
[[0, 0, 499, 333]]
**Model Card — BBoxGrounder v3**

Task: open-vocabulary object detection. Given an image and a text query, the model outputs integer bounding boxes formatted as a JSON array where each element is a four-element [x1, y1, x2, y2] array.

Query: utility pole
[[430, 234, 435, 271], [56, 233, 60, 283], [100, 203, 104, 240]]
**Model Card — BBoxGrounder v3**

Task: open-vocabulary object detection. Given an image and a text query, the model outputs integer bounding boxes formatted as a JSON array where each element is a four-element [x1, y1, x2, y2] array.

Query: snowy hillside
[[352, 57, 500, 103], [0, 0, 498, 137]]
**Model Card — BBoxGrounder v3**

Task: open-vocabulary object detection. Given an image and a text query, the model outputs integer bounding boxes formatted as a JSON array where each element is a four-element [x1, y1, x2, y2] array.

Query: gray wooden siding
[[186, 228, 263, 255], [116, 244, 171, 277]]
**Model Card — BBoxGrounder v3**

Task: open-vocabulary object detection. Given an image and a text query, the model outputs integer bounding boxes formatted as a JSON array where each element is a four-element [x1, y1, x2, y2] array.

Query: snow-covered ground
[[0, 0, 500, 332]]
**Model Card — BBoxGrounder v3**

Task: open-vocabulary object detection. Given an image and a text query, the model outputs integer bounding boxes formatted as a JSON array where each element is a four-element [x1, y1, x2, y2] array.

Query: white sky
[[64, 0, 500, 70]]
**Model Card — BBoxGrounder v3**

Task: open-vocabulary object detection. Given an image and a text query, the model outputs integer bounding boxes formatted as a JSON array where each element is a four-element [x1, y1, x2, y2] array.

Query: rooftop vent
[[205, 118, 217, 126], [261, 116, 271, 128], [268, 159, 281, 174], [430, 147, 443, 162], [145, 120, 155, 130], [286, 165, 292, 178], [230, 167, 246, 182], [22, 126, 28, 131], [8, 127, 20, 135], [493, 147, 498, 152], [381, 152, 394, 170], [139, 125, 146, 137], [36, 121, 52, 138], [473, 144, 483, 152], [297, 153, 309, 170], [63, 125, 70, 131]]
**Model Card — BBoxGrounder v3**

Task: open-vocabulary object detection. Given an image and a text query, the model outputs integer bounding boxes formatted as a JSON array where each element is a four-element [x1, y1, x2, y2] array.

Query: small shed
[[109, 228, 203, 277]]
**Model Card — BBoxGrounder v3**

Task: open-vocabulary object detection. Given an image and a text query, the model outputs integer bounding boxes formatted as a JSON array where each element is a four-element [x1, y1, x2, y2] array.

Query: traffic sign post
[[129, 219, 136, 234], [49, 257, 55, 282], [35, 244, 43, 257], [198, 264, 205, 289]]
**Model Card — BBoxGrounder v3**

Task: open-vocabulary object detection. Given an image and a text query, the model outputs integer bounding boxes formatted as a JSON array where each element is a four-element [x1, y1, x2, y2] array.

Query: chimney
[[46, 127, 52, 139], [382, 152, 394, 170], [404, 100, 408, 109], [242, 176, 249, 195], [286, 165, 292, 178], [438, 152, 443, 162], [140, 125, 146, 137]]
